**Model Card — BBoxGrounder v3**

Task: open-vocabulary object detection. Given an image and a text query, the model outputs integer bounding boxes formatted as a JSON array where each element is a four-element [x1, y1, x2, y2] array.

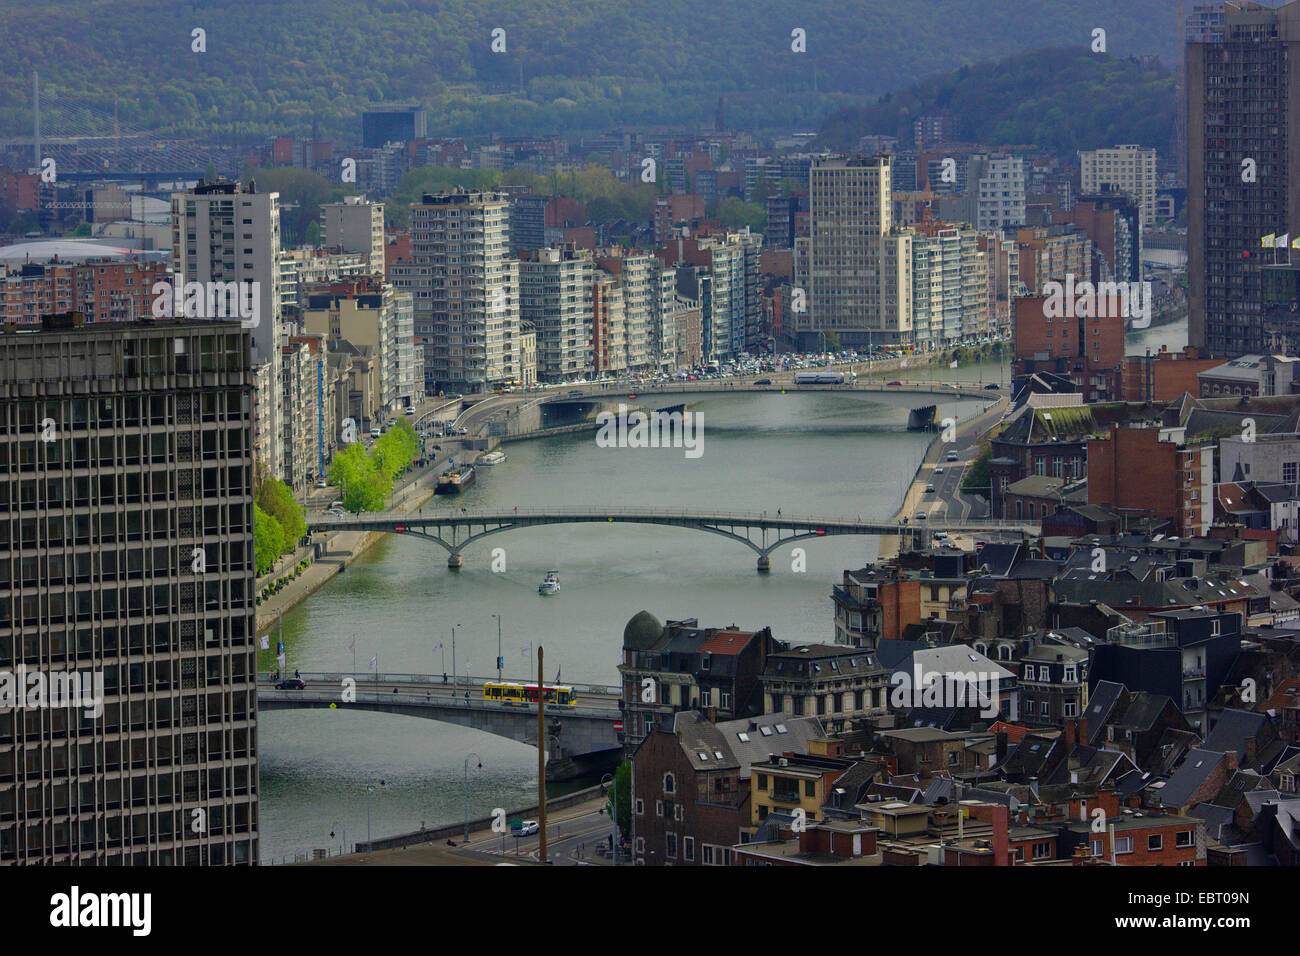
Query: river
[[256, 381, 993, 861]]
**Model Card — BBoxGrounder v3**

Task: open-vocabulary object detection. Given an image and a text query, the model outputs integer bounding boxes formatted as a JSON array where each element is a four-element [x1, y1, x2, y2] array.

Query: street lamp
[[328, 820, 348, 856], [364, 779, 385, 847], [601, 772, 619, 866], [491, 613, 503, 681], [463, 753, 482, 842]]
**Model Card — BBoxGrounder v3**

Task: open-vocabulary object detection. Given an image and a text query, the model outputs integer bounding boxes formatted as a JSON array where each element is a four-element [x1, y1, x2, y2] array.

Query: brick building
[[1122, 346, 1220, 402], [1087, 423, 1214, 536]]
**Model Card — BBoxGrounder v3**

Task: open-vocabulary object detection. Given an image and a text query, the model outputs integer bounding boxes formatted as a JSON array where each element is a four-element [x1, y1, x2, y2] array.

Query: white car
[[515, 820, 540, 836]]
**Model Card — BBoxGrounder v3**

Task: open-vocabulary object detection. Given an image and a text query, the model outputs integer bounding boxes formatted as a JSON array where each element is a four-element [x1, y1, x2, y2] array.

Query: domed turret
[[623, 610, 664, 650]]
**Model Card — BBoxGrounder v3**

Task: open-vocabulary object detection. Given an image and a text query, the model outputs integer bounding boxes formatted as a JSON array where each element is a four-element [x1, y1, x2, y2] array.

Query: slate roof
[[1204, 709, 1275, 757], [1084, 681, 1127, 745], [1157, 748, 1225, 809]]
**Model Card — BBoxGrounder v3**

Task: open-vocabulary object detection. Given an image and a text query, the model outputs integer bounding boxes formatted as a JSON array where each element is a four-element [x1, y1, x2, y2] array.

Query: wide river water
[[257, 329, 1191, 861]]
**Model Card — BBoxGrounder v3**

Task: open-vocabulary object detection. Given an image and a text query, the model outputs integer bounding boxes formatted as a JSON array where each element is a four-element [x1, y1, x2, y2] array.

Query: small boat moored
[[538, 570, 560, 595], [478, 450, 507, 466], [436, 464, 476, 494]]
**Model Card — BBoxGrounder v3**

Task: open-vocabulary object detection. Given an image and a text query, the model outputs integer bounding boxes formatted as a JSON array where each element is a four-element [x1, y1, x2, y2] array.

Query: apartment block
[[410, 189, 520, 394], [170, 179, 283, 478], [0, 315, 259, 864], [320, 196, 386, 276], [1080, 145, 1158, 228], [1, 259, 171, 325], [299, 277, 418, 414], [518, 245, 593, 382]]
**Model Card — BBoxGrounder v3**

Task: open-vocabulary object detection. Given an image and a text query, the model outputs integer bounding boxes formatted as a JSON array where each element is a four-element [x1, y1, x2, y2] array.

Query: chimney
[[1225, 750, 1239, 773]]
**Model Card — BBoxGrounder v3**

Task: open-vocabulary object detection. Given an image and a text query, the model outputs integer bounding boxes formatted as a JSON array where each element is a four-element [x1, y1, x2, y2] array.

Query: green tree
[[254, 504, 284, 575], [328, 442, 391, 512], [604, 762, 631, 837], [961, 446, 993, 496], [715, 197, 765, 232], [256, 477, 306, 553]]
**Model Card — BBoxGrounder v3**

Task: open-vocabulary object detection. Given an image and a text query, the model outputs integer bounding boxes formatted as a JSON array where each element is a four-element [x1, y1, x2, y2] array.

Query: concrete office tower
[[321, 196, 386, 275], [411, 189, 520, 394], [808, 155, 913, 349], [0, 314, 259, 865], [518, 245, 594, 382], [171, 179, 283, 477], [597, 250, 675, 373], [1188, 0, 1300, 357], [1080, 145, 1158, 228]]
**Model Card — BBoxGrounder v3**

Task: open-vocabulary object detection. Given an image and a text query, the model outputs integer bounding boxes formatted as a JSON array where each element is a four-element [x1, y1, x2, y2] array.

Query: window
[[1024, 665, 1036, 681], [663, 772, 675, 795], [1090, 838, 1104, 857], [635, 798, 644, 815], [702, 844, 715, 865], [1032, 842, 1051, 860], [684, 837, 695, 862], [1115, 836, 1134, 854], [666, 834, 677, 859], [655, 801, 663, 817], [1148, 834, 1163, 852], [1063, 666, 1077, 682], [1175, 830, 1193, 848]]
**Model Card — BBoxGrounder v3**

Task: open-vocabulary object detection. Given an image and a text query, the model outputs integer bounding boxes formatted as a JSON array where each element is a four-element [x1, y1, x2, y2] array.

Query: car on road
[[315, 478, 328, 489], [753, 378, 772, 385], [984, 383, 1000, 390], [914, 512, 927, 521], [886, 381, 903, 386], [935, 467, 944, 475], [925, 483, 935, 493], [514, 820, 540, 836], [274, 678, 305, 690], [946, 450, 959, 462]]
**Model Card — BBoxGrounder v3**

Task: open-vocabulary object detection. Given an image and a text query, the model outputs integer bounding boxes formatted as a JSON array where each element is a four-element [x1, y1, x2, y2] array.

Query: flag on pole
[[1281, 234, 1291, 249], [347, 636, 356, 653], [1291, 236, 1300, 249], [466, 662, 471, 675], [522, 643, 533, 657], [901, 359, 909, 368], [369, 655, 378, 671], [276, 652, 286, 668], [433, 641, 444, 652], [1263, 233, 1277, 247], [260, 635, 270, 651], [949, 360, 958, 369], [555, 666, 562, 683]]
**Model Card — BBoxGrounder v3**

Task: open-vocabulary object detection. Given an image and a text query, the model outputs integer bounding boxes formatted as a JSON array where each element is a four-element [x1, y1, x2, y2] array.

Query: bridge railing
[[305, 507, 1036, 532], [257, 671, 622, 696], [258, 688, 618, 719]]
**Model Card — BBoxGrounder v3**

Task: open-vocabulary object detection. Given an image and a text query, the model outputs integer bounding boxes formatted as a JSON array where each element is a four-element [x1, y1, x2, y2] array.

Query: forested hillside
[[1, 0, 1181, 139]]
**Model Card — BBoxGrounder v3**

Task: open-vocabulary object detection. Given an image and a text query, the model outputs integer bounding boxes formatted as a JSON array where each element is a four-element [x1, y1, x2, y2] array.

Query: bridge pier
[[447, 553, 463, 570], [756, 554, 771, 574]]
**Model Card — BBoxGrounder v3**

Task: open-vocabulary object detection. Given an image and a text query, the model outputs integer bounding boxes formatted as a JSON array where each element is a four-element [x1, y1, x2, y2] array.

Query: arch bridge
[[306, 508, 1036, 572]]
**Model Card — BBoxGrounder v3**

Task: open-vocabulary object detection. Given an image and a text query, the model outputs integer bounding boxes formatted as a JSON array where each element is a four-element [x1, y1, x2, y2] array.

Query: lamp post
[[328, 820, 348, 856], [364, 779, 385, 847], [452, 624, 461, 690], [463, 753, 482, 842], [492, 613, 503, 681], [601, 772, 619, 865]]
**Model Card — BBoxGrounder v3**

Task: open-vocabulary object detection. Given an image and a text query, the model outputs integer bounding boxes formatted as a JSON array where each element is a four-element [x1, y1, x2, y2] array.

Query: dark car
[[753, 378, 772, 386], [983, 383, 1000, 390], [886, 381, 903, 386], [275, 678, 306, 690]]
